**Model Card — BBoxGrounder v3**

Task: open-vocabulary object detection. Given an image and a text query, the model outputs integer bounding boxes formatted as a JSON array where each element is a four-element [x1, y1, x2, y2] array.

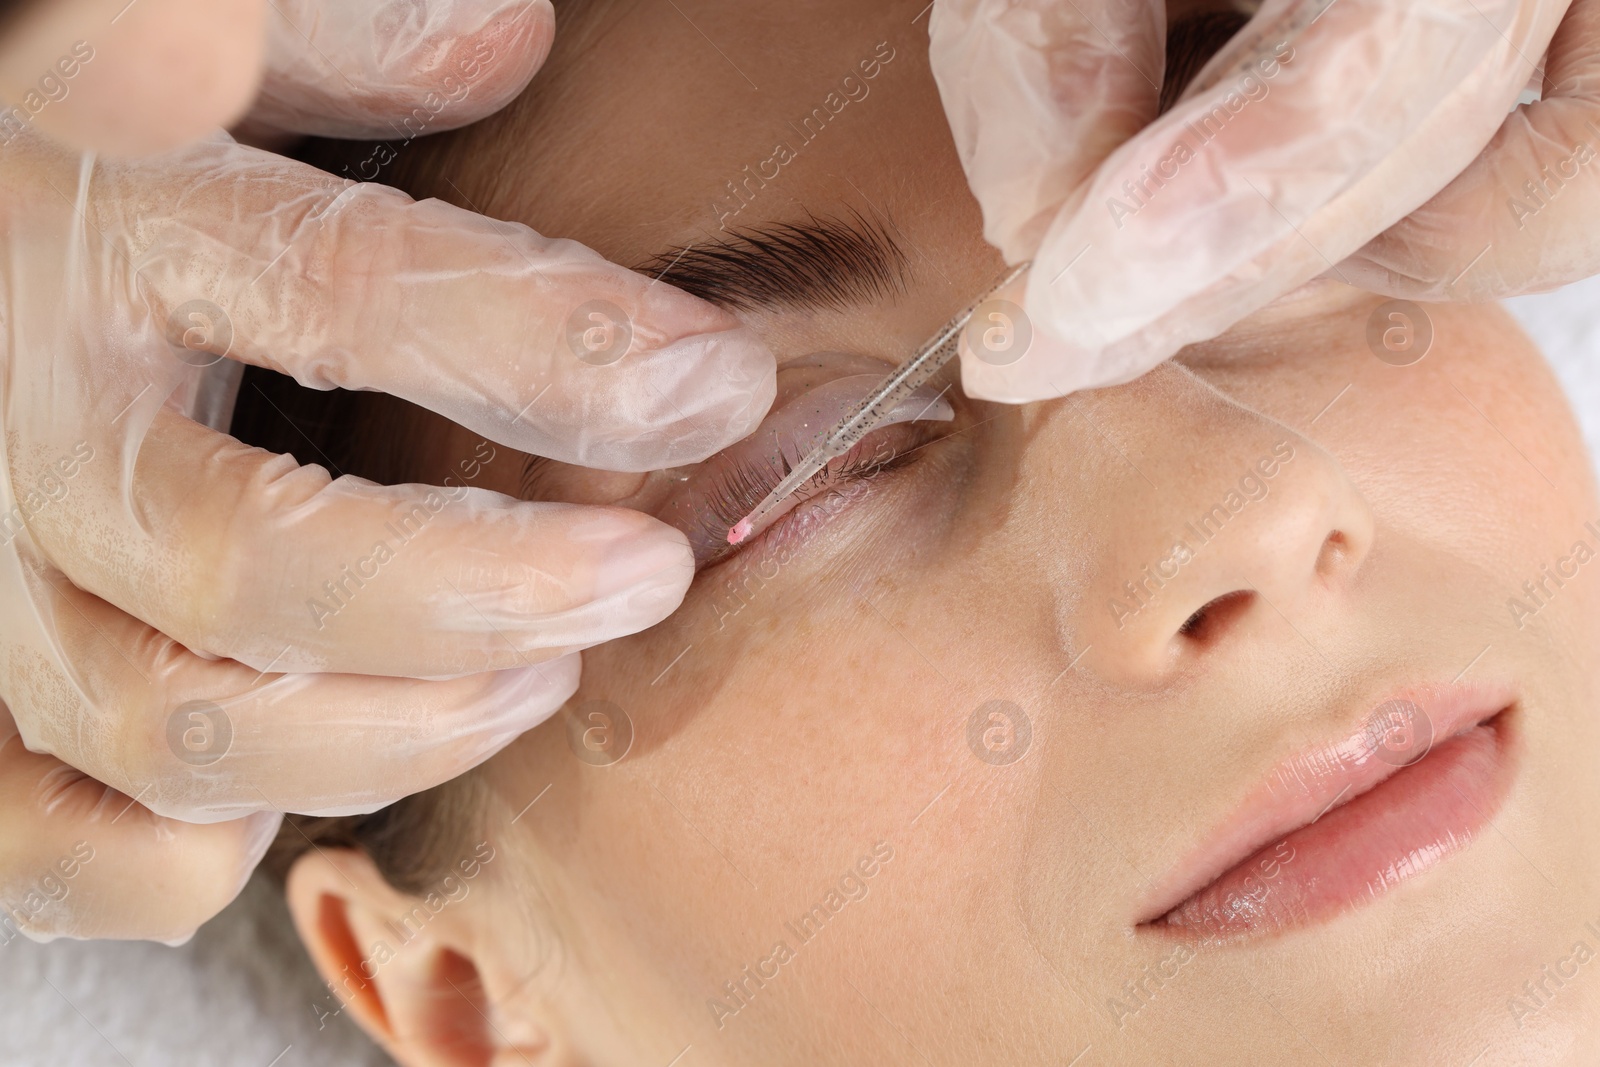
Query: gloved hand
[[1342, 0, 1600, 300], [0, 0, 562, 157], [930, 0, 1578, 401], [0, 0, 775, 943]]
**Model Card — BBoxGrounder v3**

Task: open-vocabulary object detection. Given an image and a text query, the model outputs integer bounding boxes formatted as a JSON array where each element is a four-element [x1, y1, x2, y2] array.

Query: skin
[[284, 0, 1600, 1063]]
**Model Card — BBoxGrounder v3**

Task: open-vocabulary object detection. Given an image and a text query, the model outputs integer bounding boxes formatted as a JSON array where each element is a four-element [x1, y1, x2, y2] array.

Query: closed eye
[[669, 418, 940, 568]]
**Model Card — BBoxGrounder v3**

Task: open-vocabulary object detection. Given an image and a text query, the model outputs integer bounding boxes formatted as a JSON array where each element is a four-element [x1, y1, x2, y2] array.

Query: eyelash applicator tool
[[727, 261, 1032, 546]]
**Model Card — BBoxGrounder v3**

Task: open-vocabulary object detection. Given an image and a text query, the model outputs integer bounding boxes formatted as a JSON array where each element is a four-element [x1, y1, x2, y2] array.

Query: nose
[[1059, 362, 1374, 684]]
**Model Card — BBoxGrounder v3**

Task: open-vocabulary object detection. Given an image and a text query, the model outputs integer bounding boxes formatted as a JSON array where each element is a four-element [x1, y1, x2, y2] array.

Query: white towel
[[0, 875, 389, 1066]]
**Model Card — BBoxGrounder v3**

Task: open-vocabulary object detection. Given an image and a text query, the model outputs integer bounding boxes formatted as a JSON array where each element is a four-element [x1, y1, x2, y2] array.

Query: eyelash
[[696, 423, 934, 564]]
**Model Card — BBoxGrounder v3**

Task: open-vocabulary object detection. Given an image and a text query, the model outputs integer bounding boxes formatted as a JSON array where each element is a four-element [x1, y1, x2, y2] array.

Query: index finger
[[41, 133, 777, 471]]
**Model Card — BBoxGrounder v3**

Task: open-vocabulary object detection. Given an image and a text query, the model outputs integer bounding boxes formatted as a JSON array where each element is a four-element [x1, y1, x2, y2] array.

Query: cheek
[[541, 440, 1049, 970], [1189, 301, 1597, 614], [1332, 308, 1595, 591], [530, 598, 977, 1020]]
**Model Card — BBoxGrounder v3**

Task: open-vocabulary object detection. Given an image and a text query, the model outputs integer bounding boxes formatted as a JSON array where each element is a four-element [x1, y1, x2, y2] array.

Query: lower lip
[[1149, 709, 1515, 943]]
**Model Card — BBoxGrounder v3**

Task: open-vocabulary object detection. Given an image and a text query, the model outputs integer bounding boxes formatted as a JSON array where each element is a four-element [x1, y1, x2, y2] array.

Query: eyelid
[[676, 420, 939, 568], [757, 374, 953, 454], [656, 375, 954, 565]]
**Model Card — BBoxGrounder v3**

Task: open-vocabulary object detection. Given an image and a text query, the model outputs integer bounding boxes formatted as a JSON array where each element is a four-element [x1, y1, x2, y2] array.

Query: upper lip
[[1135, 680, 1515, 925]]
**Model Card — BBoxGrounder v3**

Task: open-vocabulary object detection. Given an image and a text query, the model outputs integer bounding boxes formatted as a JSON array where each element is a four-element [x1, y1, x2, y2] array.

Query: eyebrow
[[634, 210, 912, 314]]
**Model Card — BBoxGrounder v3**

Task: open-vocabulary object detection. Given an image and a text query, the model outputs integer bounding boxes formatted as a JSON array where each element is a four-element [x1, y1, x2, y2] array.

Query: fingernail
[[482, 654, 582, 736], [643, 325, 778, 465], [961, 317, 1082, 402], [240, 811, 284, 867], [591, 524, 694, 604]]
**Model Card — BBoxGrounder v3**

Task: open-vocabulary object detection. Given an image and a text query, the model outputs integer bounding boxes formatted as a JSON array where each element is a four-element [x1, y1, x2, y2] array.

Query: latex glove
[[1342, 0, 1600, 300], [931, 0, 1574, 401], [242, 0, 558, 141], [0, 703, 281, 944], [0, 2, 775, 943], [0, 0, 555, 156]]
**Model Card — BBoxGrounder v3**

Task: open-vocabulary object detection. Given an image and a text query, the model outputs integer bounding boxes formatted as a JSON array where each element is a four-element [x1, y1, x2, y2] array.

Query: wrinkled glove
[[1342, 0, 1600, 300], [931, 0, 1577, 400], [0, 0, 775, 943]]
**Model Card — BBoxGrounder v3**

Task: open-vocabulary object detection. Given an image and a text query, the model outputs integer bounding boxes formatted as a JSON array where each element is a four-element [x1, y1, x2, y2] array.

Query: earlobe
[[283, 847, 559, 1066]]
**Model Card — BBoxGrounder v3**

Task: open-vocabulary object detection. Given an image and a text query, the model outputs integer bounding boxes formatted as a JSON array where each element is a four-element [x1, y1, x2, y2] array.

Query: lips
[[1138, 682, 1519, 943]]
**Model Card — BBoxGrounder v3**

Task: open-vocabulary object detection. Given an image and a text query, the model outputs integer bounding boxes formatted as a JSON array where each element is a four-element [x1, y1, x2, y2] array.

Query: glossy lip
[[1136, 681, 1519, 942]]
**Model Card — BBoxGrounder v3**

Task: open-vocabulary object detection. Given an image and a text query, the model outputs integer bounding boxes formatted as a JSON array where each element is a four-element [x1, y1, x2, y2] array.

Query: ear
[[284, 847, 567, 1067]]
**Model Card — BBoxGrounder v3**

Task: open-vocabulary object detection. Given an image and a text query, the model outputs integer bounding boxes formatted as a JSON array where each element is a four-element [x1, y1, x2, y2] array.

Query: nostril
[[1177, 590, 1254, 644], [1315, 530, 1356, 578]]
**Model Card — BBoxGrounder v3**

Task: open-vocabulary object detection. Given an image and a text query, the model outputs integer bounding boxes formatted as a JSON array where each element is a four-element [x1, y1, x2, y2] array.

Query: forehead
[[410, 0, 985, 285]]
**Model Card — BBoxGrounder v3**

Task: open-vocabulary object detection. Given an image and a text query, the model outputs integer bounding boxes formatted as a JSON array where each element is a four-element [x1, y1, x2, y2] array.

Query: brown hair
[[260, 775, 490, 894]]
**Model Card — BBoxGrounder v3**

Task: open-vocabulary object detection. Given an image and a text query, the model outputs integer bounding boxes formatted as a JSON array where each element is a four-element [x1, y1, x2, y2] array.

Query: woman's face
[[305, 0, 1600, 1062]]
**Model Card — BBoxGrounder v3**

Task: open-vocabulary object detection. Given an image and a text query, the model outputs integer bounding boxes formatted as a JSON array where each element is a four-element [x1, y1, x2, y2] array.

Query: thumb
[[929, 0, 1166, 264]]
